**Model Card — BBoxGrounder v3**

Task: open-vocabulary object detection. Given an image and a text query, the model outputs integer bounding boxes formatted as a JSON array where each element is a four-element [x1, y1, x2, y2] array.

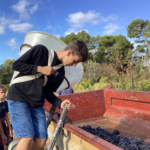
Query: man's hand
[[1, 134, 7, 145], [9, 128, 13, 137], [37, 66, 54, 76], [56, 93, 59, 97], [61, 100, 76, 111]]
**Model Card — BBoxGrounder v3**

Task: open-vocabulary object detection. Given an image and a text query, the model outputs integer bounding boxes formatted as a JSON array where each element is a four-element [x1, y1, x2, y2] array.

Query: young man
[[0, 84, 13, 150], [7, 40, 88, 150]]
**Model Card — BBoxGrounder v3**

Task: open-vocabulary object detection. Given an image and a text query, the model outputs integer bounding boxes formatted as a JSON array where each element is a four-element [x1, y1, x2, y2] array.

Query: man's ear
[[66, 50, 73, 56]]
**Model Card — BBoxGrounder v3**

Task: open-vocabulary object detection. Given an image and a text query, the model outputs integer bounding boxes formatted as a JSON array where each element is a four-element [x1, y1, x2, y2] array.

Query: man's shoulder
[[34, 44, 47, 49], [33, 44, 49, 54]]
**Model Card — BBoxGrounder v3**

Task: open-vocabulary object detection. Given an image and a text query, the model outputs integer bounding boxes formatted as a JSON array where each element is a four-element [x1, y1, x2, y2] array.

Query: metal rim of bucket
[[24, 31, 67, 46]]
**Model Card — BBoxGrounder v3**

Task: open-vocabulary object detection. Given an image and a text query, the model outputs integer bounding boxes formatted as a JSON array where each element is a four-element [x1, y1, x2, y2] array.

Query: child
[[7, 40, 88, 150], [0, 84, 13, 150]]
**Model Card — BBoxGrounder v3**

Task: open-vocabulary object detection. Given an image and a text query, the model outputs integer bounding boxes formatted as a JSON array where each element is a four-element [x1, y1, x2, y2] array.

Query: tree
[[88, 35, 100, 50], [94, 35, 133, 64], [76, 30, 91, 45], [60, 30, 91, 46], [60, 33, 77, 45], [110, 35, 134, 64], [127, 19, 150, 54], [0, 59, 15, 85]]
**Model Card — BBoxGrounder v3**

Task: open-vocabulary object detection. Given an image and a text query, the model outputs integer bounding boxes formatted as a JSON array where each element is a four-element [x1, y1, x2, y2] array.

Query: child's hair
[[64, 40, 88, 62], [0, 84, 7, 92]]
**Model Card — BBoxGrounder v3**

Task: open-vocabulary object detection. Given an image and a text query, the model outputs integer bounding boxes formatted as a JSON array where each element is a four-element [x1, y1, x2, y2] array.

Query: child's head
[[63, 40, 88, 66], [0, 84, 7, 100]]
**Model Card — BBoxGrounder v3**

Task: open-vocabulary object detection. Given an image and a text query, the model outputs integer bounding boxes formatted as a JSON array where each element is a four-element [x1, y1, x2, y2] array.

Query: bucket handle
[[20, 44, 33, 50]]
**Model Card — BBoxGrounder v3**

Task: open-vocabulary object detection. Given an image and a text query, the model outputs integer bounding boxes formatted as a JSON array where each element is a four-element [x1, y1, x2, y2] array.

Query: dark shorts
[[7, 100, 48, 139]]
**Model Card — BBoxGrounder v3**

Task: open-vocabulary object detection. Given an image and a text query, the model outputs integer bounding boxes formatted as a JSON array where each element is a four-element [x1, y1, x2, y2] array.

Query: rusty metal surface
[[104, 89, 150, 138], [44, 90, 105, 122]]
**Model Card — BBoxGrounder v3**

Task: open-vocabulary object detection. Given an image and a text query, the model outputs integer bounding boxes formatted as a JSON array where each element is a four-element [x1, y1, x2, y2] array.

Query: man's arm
[[44, 89, 62, 107], [0, 122, 7, 145], [12, 45, 48, 75]]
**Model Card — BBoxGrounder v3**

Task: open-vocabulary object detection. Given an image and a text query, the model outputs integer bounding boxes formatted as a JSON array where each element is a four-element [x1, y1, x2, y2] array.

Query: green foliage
[[72, 77, 92, 92], [0, 59, 15, 86], [93, 83, 101, 90], [5, 84, 10, 91], [60, 30, 91, 45], [143, 22, 150, 38], [134, 60, 144, 78], [99, 35, 115, 47], [96, 35, 133, 64], [88, 35, 100, 50], [72, 83, 85, 93], [76, 30, 91, 45], [80, 78, 92, 90], [99, 77, 109, 83], [127, 19, 150, 53], [60, 30, 100, 50], [60, 33, 77, 45], [141, 81, 150, 91], [83, 60, 101, 84], [127, 19, 149, 38]]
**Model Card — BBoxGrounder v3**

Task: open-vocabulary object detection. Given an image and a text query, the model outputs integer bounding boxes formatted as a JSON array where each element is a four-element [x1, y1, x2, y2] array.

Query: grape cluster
[[79, 125, 150, 150]]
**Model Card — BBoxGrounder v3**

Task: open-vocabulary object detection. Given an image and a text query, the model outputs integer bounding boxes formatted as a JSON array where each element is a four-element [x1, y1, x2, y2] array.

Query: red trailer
[[44, 84, 150, 150]]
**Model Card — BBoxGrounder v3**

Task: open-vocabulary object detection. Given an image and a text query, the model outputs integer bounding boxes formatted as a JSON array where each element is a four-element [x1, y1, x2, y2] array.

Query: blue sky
[[0, 0, 150, 64]]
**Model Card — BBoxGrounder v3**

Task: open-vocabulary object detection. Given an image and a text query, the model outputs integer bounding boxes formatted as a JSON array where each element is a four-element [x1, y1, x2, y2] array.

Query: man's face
[[0, 90, 6, 99], [63, 50, 83, 67]]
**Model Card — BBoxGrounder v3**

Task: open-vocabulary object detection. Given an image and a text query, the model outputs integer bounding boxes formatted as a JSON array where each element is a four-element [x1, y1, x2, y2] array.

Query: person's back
[[57, 87, 74, 96]]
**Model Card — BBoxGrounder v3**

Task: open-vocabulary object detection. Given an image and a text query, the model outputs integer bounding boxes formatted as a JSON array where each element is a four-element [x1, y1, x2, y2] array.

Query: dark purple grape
[[113, 130, 120, 135]]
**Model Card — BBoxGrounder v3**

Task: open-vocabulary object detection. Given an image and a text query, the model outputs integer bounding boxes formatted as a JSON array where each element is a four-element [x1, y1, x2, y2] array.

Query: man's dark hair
[[64, 40, 88, 62]]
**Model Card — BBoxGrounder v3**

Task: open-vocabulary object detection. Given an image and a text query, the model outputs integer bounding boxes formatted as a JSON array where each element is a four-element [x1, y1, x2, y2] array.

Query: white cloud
[[65, 29, 75, 36], [65, 11, 118, 36], [11, 0, 39, 20], [132, 42, 138, 46], [7, 57, 13, 60], [9, 23, 34, 33], [131, 42, 139, 49], [66, 11, 118, 29], [46, 25, 53, 30], [65, 29, 88, 36], [0, 25, 5, 34], [30, 4, 38, 14], [103, 23, 120, 35], [0, 16, 19, 26], [45, 24, 61, 32], [56, 25, 61, 30], [0, 16, 20, 34], [7, 38, 19, 50], [66, 11, 100, 28], [102, 14, 118, 22], [55, 34, 60, 38]]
